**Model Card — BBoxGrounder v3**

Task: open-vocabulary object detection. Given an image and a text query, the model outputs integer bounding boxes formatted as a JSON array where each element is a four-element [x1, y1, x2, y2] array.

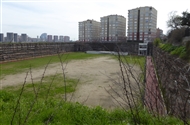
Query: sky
[[0, 0, 190, 41]]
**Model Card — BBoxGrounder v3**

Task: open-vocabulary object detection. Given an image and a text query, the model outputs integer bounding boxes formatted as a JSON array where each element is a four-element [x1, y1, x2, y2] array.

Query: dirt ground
[[1, 56, 141, 109]]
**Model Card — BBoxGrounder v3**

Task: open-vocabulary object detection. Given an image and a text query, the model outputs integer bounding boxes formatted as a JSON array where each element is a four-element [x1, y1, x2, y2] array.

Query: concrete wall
[[152, 46, 190, 119]]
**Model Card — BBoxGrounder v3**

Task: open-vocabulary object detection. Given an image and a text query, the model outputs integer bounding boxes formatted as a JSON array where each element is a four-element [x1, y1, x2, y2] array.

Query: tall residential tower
[[79, 19, 100, 42], [127, 6, 157, 42], [0, 33, 4, 42], [101, 15, 126, 42]]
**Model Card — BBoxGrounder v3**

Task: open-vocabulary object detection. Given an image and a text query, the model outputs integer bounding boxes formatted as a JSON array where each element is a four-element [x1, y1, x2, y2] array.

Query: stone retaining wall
[[152, 46, 190, 120], [0, 42, 141, 62]]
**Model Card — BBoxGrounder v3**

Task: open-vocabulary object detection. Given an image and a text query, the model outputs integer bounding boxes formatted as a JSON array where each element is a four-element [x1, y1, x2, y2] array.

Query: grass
[[154, 38, 190, 60], [3, 74, 78, 100], [112, 54, 145, 69]]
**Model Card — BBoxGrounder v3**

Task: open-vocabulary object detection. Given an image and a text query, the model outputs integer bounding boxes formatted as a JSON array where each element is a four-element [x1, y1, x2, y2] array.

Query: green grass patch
[[112, 55, 145, 69], [0, 89, 184, 124], [3, 74, 78, 100], [153, 39, 190, 61], [160, 43, 177, 52], [0, 52, 104, 77]]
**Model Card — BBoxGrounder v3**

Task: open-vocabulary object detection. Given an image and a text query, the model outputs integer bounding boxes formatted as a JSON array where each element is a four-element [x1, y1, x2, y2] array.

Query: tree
[[166, 11, 190, 45], [167, 27, 186, 45], [167, 11, 181, 29], [181, 11, 190, 27]]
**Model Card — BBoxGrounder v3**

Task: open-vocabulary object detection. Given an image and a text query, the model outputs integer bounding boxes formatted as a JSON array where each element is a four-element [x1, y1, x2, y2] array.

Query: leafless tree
[[167, 11, 182, 30]]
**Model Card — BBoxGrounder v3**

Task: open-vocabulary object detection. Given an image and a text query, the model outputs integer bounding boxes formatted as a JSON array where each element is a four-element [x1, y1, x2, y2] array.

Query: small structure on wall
[[138, 43, 148, 56]]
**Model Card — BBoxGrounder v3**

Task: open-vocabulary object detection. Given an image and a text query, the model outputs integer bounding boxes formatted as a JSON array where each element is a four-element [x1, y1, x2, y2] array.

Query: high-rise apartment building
[[0, 33, 4, 42], [14, 33, 18, 42], [127, 6, 157, 42], [79, 19, 100, 42], [100, 15, 126, 42], [7, 32, 14, 42], [59, 36, 64, 42], [53, 35, 58, 42], [64, 36, 70, 42], [21, 34, 28, 42], [47, 35, 53, 42]]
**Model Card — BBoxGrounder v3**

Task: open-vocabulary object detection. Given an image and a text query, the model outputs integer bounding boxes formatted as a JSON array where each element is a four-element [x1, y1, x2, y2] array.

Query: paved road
[[144, 56, 166, 115]]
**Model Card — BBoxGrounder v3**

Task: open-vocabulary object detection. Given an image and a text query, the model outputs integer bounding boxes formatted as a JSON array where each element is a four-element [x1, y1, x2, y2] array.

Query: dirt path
[[1, 56, 141, 109], [144, 56, 166, 114]]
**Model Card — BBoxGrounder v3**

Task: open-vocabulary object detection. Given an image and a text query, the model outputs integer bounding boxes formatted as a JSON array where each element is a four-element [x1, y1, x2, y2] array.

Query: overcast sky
[[0, 0, 190, 40]]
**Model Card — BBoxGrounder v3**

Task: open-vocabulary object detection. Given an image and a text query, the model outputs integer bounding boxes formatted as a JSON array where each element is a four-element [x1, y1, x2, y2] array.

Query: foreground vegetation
[[0, 88, 184, 124]]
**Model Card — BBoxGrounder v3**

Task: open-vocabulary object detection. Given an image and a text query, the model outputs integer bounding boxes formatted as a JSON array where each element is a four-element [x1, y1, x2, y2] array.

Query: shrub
[[154, 38, 161, 46], [179, 50, 189, 59], [158, 42, 190, 60], [160, 43, 177, 52], [186, 40, 190, 55], [170, 46, 186, 56]]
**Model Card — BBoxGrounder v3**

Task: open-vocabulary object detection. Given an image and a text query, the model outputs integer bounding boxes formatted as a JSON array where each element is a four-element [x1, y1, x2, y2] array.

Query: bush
[[160, 43, 177, 52], [186, 40, 190, 55], [158, 42, 190, 61], [179, 51, 189, 59], [154, 38, 162, 46], [170, 46, 186, 56]]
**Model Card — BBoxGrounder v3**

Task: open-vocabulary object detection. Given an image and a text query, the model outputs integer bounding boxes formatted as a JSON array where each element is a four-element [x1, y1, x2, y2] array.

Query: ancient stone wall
[[152, 46, 190, 120], [0, 42, 75, 62], [0, 42, 141, 62]]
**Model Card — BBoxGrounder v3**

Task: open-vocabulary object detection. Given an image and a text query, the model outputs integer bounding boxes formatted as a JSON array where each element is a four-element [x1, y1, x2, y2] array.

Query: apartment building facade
[[0, 33, 4, 42], [101, 15, 126, 42], [21, 34, 28, 42], [100, 15, 126, 42], [53, 35, 58, 42], [79, 19, 100, 42], [127, 6, 157, 42], [47, 35, 53, 42], [14, 33, 18, 42], [59, 36, 64, 42], [7, 32, 14, 42], [64, 36, 70, 42]]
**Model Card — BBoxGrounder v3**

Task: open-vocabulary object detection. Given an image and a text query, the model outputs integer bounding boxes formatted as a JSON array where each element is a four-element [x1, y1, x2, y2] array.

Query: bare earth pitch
[[1, 56, 141, 109]]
